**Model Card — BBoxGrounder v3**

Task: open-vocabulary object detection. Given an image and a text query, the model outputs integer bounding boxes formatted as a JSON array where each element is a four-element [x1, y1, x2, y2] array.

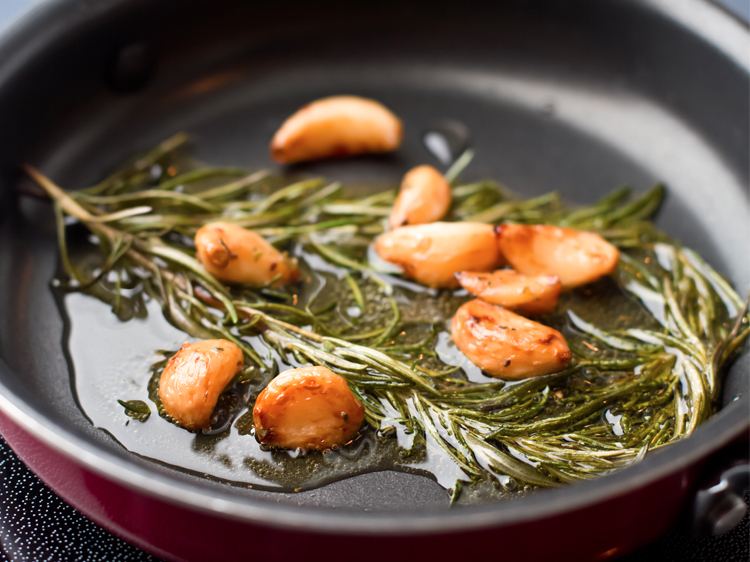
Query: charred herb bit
[[28, 134, 750, 496], [117, 399, 151, 422]]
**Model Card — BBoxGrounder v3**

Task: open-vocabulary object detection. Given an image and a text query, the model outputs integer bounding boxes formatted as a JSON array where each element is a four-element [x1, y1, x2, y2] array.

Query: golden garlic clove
[[452, 299, 571, 380], [495, 224, 620, 289], [455, 270, 561, 316], [270, 96, 403, 164], [158, 340, 244, 431], [195, 222, 300, 287], [253, 366, 364, 451], [375, 222, 503, 288], [389, 165, 451, 229]]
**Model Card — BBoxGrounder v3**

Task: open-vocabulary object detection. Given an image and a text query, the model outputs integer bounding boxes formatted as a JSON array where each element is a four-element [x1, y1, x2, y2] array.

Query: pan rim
[[0, 0, 748, 536], [0, 365, 747, 535]]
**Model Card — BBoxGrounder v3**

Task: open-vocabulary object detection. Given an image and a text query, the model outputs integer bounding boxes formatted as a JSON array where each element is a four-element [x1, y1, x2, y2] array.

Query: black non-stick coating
[[0, 0, 747, 527]]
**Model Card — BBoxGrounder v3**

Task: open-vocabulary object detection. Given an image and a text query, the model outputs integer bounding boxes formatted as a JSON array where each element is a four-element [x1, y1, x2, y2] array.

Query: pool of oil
[[61, 278, 496, 498], [52, 150, 676, 502], [59, 230, 662, 503]]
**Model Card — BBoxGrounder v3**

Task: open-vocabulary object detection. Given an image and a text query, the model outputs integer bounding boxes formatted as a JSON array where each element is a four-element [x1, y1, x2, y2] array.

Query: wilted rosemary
[[27, 133, 749, 494]]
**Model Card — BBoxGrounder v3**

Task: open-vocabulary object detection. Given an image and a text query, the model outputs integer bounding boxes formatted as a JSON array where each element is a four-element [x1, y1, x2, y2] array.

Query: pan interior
[[0, 0, 747, 515]]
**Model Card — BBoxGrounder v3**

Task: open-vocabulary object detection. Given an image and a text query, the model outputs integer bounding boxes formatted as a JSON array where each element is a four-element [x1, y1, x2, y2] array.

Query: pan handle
[[692, 459, 750, 536]]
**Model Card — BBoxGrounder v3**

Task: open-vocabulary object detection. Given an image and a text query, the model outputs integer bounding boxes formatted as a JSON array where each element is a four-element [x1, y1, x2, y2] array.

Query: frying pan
[[0, 0, 748, 560]]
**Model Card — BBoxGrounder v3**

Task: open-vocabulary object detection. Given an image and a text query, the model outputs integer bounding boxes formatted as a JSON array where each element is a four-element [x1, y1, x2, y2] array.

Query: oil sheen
[[61, 240, 655, 504]]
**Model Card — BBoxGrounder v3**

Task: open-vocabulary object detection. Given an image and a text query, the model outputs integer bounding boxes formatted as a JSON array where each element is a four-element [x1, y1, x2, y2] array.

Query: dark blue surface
[[0, 1, 747, 560], [0, 435, 153, 561]]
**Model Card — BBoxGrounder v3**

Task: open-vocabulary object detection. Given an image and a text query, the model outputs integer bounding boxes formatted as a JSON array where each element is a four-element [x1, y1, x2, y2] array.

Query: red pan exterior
[[0, 410, 703, 562]]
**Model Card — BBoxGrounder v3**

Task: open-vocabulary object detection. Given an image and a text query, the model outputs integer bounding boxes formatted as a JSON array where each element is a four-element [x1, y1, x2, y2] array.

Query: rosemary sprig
[[27, 135, 749, 493]]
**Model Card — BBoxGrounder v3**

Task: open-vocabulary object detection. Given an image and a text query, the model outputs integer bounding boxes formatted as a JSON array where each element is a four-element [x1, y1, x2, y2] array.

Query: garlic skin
[[452, 299, 571, 380], [270, 95, 403, 164], [159, 340, 244, 431], [375, 222, 503, 288], [389, 165, 451, 229], [253, 366, 364, 451], [456, 270, 561, 316], [496, 224, 620, 289], [195, 222, 299, 287]]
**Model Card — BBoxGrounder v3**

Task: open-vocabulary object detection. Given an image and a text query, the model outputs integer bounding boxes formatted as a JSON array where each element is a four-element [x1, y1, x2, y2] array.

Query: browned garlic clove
[[452, 300, 571, 380], [270, 96, 403, 164], [456, 270, 561, 316], [375, 222, 503, 288], [195, 222, 300, 287], [159, 340, 244, 431], [389, 165, 451, 229], [496, 224, 620, 289], [253, 366, 364, 450]]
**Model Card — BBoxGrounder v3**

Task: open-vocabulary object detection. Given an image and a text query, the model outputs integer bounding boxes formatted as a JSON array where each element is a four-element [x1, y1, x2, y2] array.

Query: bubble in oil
[[422, 119, 471, 165]]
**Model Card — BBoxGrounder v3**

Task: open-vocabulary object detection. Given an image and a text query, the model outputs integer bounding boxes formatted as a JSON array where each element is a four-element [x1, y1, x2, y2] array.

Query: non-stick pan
[[0, 1, 748, 560]]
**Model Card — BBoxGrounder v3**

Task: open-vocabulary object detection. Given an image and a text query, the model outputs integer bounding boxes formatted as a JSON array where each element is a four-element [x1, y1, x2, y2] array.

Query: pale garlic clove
[[389, 165, 451, 229], [375, 222, 503, 288], [253, 366, 365, 450], [495, 224, 620, 289], [195, 222, 300, 287], [456, 270, 561, 316], [159, 340, 244, 431], [451, 300, 571, 380], [270, 95, 403, 164]]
